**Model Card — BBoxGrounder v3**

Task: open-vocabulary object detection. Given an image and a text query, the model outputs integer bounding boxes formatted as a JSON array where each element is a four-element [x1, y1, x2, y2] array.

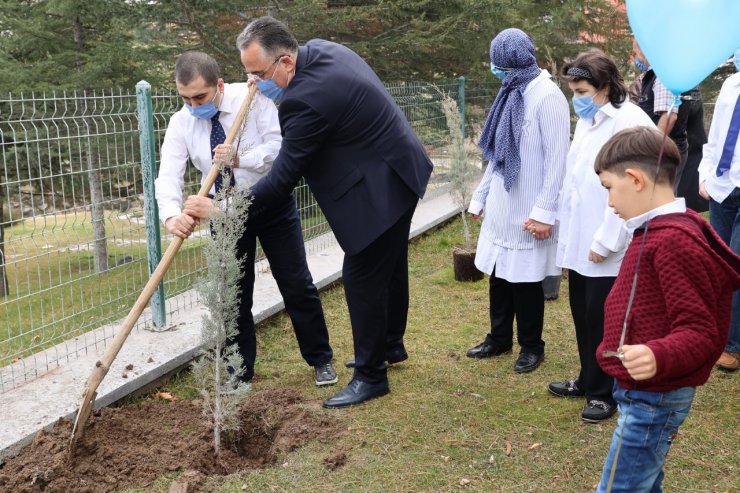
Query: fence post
[[458, 76, 466, 141], [136, 80, 166, 327]]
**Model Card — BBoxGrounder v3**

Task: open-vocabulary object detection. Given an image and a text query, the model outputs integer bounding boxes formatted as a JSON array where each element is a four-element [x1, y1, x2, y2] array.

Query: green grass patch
[[135, 217, 739, 492]]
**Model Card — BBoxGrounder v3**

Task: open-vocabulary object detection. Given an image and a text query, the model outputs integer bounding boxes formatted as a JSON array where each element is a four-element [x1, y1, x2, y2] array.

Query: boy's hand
[[620, 344, 657, 380]]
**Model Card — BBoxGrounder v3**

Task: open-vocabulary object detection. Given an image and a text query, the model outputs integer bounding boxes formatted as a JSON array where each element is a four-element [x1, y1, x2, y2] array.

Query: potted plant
[[440, 94, 484, 282]]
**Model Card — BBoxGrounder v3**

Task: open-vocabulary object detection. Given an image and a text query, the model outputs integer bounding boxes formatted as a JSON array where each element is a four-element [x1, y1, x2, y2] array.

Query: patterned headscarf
[[478, 28, 541, 191]]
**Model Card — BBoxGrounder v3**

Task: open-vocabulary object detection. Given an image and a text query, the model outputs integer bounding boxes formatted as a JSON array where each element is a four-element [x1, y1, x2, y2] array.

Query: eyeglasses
[[246, 54, 289, 81]]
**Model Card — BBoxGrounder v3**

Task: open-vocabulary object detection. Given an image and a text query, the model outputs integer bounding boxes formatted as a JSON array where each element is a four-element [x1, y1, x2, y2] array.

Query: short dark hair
[[561, 48, 628, 108], [595, 126, 681, 186], [236, 16, 298, 57], [174, 51, 220, 86]]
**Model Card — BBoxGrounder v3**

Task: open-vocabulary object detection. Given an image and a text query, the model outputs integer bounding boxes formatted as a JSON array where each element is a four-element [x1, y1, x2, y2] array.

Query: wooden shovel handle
[[69, 84, 259, 454]]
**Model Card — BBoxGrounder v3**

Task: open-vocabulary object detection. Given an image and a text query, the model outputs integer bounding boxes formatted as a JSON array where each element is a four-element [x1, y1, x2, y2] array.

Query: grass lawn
[[126, 216, 739, 492]]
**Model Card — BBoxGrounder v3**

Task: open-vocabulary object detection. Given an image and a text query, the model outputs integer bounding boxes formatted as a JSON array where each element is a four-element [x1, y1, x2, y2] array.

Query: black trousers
[[230, 194, 332, 380], [677, 95, 709, 212], [485, 271, 545, 355], [568, 270, 616, 404], [342, 204, 415, 384]]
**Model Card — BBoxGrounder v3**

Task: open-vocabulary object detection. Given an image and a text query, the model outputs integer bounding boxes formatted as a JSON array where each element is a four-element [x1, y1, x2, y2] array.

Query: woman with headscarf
[[465, 28, 570, 373], [548, 49, 654, 423]]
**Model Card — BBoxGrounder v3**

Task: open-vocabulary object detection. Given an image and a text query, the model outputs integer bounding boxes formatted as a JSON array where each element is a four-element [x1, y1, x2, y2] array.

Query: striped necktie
[[717, 94, 740, 177], [210, 111, 235, 192]]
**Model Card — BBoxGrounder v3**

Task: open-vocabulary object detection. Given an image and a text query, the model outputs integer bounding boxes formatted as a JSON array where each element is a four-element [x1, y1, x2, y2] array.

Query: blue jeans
[[596, 385, 695, 493], [709, 187, 740, 352]]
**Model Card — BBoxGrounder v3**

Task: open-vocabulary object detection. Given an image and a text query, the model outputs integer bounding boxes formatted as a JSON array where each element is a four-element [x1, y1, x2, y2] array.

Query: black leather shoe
[[514, 352, 544, 373], [466, 341, 513, 359], [582, 399, 617, 423], [323, 379, 390, 409], [548, 379, 585, 397], [345, 348, 408, 369]]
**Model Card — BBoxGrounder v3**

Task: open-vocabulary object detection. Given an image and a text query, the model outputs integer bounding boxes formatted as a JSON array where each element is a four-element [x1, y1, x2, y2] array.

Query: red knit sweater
[[597, 210, 740, 392]]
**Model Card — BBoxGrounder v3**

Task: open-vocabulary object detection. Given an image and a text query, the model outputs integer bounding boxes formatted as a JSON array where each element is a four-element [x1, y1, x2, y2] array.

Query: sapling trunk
[[440, 92, 476, 251]]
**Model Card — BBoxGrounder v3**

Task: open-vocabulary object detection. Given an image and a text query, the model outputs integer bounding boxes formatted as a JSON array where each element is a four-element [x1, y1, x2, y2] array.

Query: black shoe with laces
[[323, 378, 389, 408], [314, 362, 338, 386], [582, 399, 617, 423], [548, 379, 585, 398], [466, 341, 513, 359]]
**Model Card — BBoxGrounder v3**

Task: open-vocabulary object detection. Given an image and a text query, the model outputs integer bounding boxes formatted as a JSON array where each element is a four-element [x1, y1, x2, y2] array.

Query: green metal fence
[[0, 78, 479, 392]]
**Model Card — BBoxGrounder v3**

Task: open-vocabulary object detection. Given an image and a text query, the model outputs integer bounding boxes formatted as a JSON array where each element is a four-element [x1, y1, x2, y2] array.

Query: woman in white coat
[[549, 49, 654, 422], [465, 28, 570, 374]]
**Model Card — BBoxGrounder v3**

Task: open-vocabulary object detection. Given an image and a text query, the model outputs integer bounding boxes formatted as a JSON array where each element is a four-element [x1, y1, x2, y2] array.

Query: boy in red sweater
[[592, 126, 740, 492]]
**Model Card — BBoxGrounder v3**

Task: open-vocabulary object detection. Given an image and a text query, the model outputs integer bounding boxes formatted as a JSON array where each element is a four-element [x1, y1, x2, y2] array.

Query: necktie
[[717, 94, 740, 177], [210, 111, 235, 192]]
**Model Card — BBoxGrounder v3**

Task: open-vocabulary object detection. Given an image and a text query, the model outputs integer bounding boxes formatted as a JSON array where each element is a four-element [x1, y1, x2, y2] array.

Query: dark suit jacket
[[250, 39, 433, 255]]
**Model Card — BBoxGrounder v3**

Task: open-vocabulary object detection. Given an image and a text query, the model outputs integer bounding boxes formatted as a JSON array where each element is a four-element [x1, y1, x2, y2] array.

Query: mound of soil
[[0, 389, 345, 492]]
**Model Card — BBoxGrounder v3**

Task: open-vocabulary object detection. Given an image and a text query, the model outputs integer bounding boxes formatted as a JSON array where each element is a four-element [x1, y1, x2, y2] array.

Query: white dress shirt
[[468, 70, 570, 282], [624, 198, 687, 235], [698, 72, 740, 204], [557, 100, 655, 277], [155, 83, 282, 222]]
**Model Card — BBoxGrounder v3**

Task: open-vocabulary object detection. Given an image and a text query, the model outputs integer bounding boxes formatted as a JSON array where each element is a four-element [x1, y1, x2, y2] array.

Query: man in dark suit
[[236, 17, 433, 408]]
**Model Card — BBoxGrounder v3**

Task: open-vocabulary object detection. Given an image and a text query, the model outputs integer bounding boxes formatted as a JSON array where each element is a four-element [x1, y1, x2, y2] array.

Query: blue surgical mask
[[634, 58, 648, 73], [572, 94, 605, 120], [256, 78, 285, 102], [490, 62, 508, 81], [185, 89, 219, 120]]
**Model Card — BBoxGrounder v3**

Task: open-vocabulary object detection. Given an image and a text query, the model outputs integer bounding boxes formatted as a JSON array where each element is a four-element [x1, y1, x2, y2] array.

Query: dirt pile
[[0, 389, 345, 492]]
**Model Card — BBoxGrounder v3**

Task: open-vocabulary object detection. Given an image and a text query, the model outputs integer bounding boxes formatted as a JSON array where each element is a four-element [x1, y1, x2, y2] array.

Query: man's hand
[[183, 195, 218, 219], [620, 344, 657, 380], [165, 213, 200, 239], [698, 181, 710, 201], [588, 250, 607, 263], [213, 143, 238, 168], [523, 218, 553, 241]]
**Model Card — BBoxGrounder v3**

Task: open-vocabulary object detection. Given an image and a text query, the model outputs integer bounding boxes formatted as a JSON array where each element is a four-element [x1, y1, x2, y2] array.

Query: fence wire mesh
[[0, 79, 475, 392]]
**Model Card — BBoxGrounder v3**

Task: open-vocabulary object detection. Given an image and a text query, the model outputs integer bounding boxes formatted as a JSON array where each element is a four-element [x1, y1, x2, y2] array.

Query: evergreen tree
[[192, 175, 251, 458]]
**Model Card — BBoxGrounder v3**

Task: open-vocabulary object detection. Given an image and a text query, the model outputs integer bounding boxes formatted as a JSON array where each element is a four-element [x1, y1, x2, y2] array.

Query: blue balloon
[[627, 0, 740, 94]]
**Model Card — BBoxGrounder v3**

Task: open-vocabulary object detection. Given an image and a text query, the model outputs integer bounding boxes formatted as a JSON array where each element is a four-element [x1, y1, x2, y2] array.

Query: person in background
[[677, 86, 709, 212], [698, 47, 740, 371], [633, 39, 690, 194], [632, 44, 709, 211], [594, 126, 740, 492], [155, 51, 336, 388], [236, 17, 433, 408], [550, 48, 654, 423], [465, 28, 570, 374]]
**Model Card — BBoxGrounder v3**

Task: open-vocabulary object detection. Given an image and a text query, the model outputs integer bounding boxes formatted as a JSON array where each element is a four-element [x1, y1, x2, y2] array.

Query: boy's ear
[[624, 168, 648, 191]]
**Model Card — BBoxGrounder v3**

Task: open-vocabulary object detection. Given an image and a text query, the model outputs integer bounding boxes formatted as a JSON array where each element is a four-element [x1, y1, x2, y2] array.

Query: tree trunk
[[75, 16, 107, 272], [85, 114, 108, 273]]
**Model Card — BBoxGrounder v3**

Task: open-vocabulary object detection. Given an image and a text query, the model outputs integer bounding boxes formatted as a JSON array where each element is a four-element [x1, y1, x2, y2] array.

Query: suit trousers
[[485, 271, 545, 355], [342, 203, 416, 384], [568, 270, 616, 404], [229, 194, 332, 380]]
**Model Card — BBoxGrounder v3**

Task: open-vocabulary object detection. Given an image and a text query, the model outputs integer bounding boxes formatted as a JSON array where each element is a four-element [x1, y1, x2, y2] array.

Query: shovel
[[68, 84, 258, 455]]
